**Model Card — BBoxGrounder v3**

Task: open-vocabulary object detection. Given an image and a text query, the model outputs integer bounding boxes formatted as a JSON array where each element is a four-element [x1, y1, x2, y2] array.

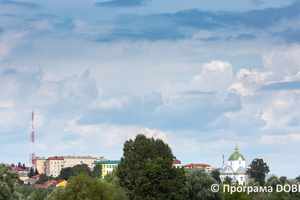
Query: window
[[241, 177, 243, 181], [239, 161, 241, 165], [54, 162, 56, 164]]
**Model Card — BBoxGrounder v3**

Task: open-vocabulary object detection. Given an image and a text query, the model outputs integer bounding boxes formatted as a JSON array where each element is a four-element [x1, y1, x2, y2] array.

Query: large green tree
[[186, 167, 224, 200], [133, 157, 187, 200], [58, 164, 92, 180], [116, 134, 173, 199], [247, 158, 270, 186], [0, 163, 19, 200], [46, 173, 112, 200], [211, 170, 221, 183], [92, 163, 102, 178]]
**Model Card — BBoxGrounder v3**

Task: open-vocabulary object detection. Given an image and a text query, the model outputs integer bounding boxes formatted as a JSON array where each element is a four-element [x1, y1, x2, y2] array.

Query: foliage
[[10, 191, 24, 200], [117, 134, 173, 199], [0, 163, 19, 200], [58, 164, 92, 180], [35, 174, 49, 184], [26, 192, 36, 200], [28, 168, 35, 178], [247, 158, 270, 186], [279, 176, 287, 185], [34, 169, 39, 175], [133, 157, 187, 200], [14, 185, 56, 199], [295, 175, 300, 183], [224, 183, 251, 200], [211, 170, 221, 183], [92, 164, 102, 179], [45, 173, 113, 200], [104, 170, 128, 200], [186, 167, 224, 200], [224, 176, 232, 185]]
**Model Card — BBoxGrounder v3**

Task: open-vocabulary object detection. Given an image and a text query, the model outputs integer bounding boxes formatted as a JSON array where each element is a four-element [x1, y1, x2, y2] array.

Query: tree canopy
[[0, 163, 19, 200], [186, 167, 224, 200], [247, 158, 270, 186], [133, 157, 187, 200], [116, 134, 174, 199], [58, 164, 92, 180], [46, 173, 114, 200], [92, 163, 102, 179]]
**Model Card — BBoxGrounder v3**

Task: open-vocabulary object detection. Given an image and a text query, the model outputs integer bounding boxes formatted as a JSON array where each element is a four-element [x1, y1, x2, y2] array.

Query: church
[[219, 145, 250, 185]]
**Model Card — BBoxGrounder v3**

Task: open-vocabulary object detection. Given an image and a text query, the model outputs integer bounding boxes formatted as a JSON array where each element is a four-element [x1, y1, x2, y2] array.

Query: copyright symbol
[[211, 184, 219, 193]]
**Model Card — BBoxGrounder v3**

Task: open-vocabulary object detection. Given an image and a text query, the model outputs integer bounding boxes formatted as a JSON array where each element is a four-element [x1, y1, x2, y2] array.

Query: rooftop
[[173, 157, 181, 164], [47, 156, 63, 160], [93, 160, 120, 165], [184, 163, 210, 167], [12, 167, 25, 171]]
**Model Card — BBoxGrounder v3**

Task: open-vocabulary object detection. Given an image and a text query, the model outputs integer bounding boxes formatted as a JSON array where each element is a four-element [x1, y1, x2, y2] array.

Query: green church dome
[[228, 145, 246, 161]]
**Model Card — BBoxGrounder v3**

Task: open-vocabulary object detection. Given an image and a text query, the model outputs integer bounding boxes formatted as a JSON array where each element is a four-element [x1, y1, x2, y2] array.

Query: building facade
[[183, 163, 212, 173], [93, 160, 120, 179], [35, 155, 102, 177], [219, 145, 250, 185], [172, 157, 181, 167]]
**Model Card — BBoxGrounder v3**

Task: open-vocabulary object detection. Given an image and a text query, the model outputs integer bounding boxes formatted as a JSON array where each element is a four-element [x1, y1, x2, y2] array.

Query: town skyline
[[1, 0, 300, 178]]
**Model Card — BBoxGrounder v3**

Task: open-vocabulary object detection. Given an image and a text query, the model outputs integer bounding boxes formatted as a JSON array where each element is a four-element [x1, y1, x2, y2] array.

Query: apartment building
[[35, 155, 104, 177], [183, 163, 212, 173], [93, 160, 120, 179]]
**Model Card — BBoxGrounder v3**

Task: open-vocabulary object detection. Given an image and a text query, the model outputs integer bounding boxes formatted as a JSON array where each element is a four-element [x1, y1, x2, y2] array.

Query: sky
[[1, 0, 300, 178]]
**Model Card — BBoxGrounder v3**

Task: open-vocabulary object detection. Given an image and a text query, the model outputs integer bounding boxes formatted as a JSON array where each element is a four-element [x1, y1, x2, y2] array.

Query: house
[[173, 157, 181, 168], [49, 180, 67, 187], [12, 167, 29, 181], [184, 163, 212, 173]]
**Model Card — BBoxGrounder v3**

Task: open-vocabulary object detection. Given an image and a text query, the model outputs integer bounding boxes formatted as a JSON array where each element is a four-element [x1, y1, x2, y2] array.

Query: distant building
[[93, 160, 120, 179], [183, 163, 212, 173], [12, 167, 29, 181], [173, 157, 181, 168], [219, 145, 250, 185], [35, 155, 103, 176]]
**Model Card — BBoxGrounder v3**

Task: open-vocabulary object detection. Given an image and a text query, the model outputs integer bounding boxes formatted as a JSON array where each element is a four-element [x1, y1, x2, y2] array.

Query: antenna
[[29, 110, 35, 171]]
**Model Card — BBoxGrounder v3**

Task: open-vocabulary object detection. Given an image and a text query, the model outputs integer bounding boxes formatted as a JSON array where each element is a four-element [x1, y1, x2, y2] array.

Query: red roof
[[50, 180, 65, 187], [35, 184, 48, 188], [47, 156, 63, 160], [12, 167, 25, 171], [184, 163, 210, 167], [173, 157, 181, 164], [32, 174, 40, 178]]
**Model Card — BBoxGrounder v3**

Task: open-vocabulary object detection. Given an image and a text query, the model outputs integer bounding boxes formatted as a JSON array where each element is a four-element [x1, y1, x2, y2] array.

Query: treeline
[[2, 134, 300, 200]]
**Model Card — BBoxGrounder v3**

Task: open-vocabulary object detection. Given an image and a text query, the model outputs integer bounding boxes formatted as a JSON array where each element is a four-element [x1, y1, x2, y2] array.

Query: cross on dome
[[235, 143, 238, 152]]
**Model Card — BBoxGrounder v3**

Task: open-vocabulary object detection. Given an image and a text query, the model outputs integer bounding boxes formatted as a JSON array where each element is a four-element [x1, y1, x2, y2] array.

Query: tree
[[0, 163, 19, 200], [92, 164, 102, 178], [22, 163, 26, 170], [247, 158, 269, 186], [116, 134, 173, 199], [34, 168, 39, 175], [35, 173, 49, 184], [186, 167, 224, 200], [295, 175, 300, 183], [104, 170, 128, 200], [46, 173, 113, 200], [28, 167, 35, 178], [211, 170, 221, 183], [279, 176, 287, 185], [224, 176, 232, 185], [58, 164, 92, 180], [17, 162, 22, 169], [133, 157, 187, 200]]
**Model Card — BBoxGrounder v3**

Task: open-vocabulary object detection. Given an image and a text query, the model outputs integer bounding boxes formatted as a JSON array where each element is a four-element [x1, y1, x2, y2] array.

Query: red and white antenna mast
[[29, 110, 35, 171]]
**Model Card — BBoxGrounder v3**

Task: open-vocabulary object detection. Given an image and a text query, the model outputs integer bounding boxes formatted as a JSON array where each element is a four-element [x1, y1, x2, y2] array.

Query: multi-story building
[[93, 160, 120, 179], [35, 155, 103, 177], [62, 155, 97, 170], [183, 163, 212, 173]]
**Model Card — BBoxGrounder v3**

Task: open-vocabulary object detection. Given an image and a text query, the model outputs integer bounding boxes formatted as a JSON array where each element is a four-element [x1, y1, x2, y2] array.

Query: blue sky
[[1, 0, 300, 178]]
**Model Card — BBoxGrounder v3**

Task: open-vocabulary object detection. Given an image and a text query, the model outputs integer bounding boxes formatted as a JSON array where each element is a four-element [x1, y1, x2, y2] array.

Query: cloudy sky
[[1, 0, 300, 178]]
